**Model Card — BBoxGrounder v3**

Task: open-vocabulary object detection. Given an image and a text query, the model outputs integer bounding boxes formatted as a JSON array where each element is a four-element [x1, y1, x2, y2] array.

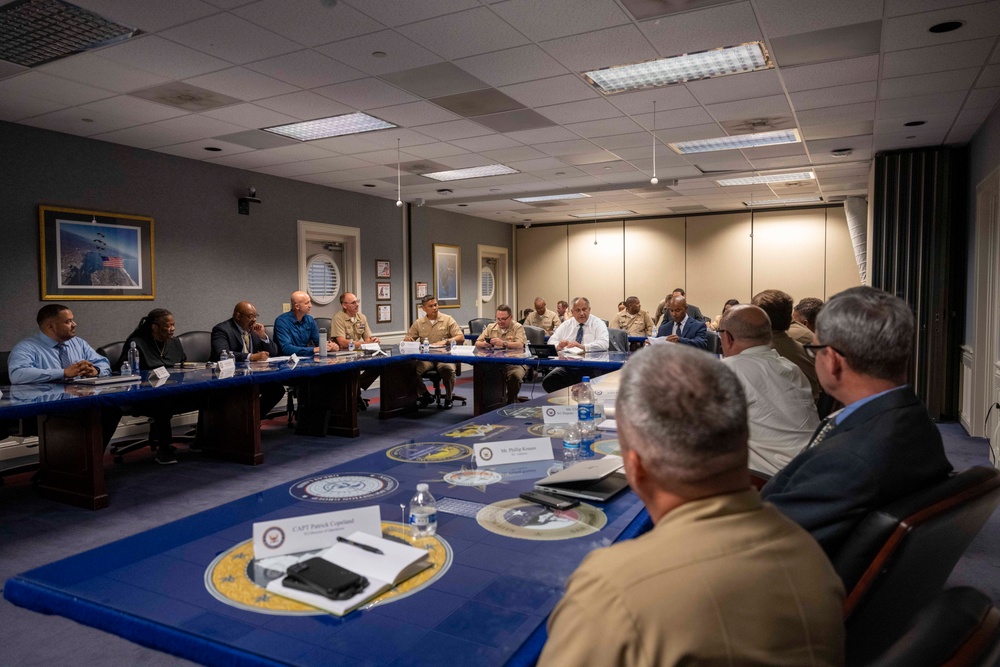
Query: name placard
[[253, 506, 381, 559], [218, 358, 236, 373], [399, 341, 420, 353], [542, 405, 578, 424], [474, 437, 553, 466], [592, 386, 617, 402], [150, 366, 170, 380]]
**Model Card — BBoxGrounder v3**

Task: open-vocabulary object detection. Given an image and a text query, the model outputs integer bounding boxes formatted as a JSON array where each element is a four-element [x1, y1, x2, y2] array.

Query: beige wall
[[515, 206, 862, 324]]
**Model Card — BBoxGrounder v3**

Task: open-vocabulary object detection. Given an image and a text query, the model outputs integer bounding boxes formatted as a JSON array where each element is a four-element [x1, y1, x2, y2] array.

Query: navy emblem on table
[[476, 498, 607, 541], [498, 406, 542, 419], [289, 473, 399, 503], [591, 439, 620, 456], [386, 442, 473, 463], [527, 423, 567, 438], [441, 468, 503, 488], [443, 423, 511, 439]]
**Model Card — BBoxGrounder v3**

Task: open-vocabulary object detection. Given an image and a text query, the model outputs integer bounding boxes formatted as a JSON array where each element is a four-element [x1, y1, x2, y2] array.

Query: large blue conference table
[[4, 377, 650, 666], [0, 348, 629, 509]]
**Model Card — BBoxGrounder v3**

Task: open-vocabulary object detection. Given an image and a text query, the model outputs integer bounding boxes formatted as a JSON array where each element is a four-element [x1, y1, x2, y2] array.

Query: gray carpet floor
[[1, 382, 997, 666]]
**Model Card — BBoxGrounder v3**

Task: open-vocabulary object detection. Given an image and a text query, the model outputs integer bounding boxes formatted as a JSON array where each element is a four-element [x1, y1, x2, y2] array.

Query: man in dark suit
[[211, 301, 284, 419], [655, 295, 708, 349], [761, 286, 952, 557]]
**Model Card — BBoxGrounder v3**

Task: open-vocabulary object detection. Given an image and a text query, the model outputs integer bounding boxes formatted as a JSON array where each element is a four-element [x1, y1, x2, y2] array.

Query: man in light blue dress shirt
[[8, 304, 110, 383]]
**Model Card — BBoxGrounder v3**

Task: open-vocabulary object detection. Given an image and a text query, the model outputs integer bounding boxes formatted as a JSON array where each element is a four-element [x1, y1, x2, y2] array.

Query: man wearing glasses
[[331, 292, 380, 410], [761, 286, 952, 557], [211, 302, 284, 419], [475, 304, 527, 404]]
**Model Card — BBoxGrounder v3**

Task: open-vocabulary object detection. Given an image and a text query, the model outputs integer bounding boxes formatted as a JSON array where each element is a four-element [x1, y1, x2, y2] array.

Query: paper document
[[266, 356, 290, 363], [266, 531, 431, 616], [597, 419, 617, 431], [561, 347, 584, 355]]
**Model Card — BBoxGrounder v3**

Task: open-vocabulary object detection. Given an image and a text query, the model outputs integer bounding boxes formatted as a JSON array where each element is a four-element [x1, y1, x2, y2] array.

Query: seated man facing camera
[[539, 345, 845, 667]]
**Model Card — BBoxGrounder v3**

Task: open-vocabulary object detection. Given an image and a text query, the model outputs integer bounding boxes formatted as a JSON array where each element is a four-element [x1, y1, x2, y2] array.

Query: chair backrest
[[523, 325, 547, 346], [468, 318, 492, 337], [177, 331, 212, 363], [706, 329, 720, 354], [0, 350, 10, 385], [314, 317, 332, 334], [869, 587, 1000, 667], [607, 328, 628, 353], [96, 341, 126, 367], [263, 324, 274, 340], [836, 466, 1000, 664]]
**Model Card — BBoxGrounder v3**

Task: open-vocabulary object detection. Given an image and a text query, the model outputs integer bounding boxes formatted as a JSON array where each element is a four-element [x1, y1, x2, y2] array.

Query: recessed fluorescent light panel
[[513, 193, 590, 203], [421, 165, 519, 181], [583, 41, 772, 95], [717, 172, 815, 186], [744, 196, 823, 206], [670, 129, 800, 155], [570, 210, 635, 218], [264, 113, 396, 141], [0, 0, 140, 67]]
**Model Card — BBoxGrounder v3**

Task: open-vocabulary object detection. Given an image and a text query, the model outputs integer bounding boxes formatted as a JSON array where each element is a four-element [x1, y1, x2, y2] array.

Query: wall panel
[[687, 212, 753, 320], [752, 208, 826, 301], [825, 206, 863, 298], [516, 225, 568, 316], [624, 217, 685, 317], [568, 221, 625, 321]]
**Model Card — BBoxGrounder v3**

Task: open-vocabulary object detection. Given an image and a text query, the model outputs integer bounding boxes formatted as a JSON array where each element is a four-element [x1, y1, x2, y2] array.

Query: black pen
[[337, 535, 383, 555]]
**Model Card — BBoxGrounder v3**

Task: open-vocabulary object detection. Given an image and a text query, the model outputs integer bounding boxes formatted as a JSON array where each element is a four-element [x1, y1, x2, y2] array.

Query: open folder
[[266, 531, 431, 616]]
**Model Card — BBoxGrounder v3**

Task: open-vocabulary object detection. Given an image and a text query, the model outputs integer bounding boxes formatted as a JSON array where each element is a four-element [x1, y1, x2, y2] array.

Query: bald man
[[211, 301, 284, 418], [654, 296, 708, 349], [274, 291, 338, 357]]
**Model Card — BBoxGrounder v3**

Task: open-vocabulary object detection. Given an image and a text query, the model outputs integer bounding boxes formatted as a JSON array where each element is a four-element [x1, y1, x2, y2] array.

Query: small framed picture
[[375, 259, 390, 278], [415, 281, 428, 299], [376, 282, 391, 301], [377, 304, 392, 323]]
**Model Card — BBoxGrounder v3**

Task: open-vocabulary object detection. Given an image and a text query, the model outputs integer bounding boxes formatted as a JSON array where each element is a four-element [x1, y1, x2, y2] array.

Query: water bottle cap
[[582, 376, 590, 382], [417, 483, 429, 492], [130, 341, 136, 348]]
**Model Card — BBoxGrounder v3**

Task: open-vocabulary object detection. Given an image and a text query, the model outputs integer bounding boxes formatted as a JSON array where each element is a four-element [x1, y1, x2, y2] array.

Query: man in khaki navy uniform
[[523, 297, 562, 335], [612, 296, 654, 336], [475, 304, 528, 404], [331, 292, 380, 411], [539, 345, 845, 667], [556, 300, 570, 322], [404, 295, 465, 409]]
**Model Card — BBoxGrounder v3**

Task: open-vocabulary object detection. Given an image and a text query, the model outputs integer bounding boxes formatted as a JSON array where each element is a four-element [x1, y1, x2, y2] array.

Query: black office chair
[[608, 328, 628, 353], [835, 466, 1000, 664], [177, 331, 212, 363], [94, 341, 155, 462], [523, 325, 546, 346], [314, 317, 332, 337], [97, 341, 126, 369], [0, 350, 41, 483], [468, 318, 492, 337], [868, 587, 1000, 667], [263, 324, 274, 340], [705, 329, 720, 354]]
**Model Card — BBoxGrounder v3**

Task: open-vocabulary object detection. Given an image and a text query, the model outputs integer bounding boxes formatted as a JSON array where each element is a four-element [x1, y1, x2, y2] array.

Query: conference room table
[[4, 374, 651, 666], [0, 348, 630, 510]]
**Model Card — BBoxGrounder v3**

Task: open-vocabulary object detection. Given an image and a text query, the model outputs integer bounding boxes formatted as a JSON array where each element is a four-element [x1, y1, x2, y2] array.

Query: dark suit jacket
[[761, 386, 952, 557], [210, 318, 278, 362], [656, 316, 709, 349]]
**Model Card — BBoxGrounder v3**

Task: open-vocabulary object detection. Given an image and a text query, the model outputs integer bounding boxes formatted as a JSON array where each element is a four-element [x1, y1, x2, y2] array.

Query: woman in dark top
[[116, 309, 192, 465]]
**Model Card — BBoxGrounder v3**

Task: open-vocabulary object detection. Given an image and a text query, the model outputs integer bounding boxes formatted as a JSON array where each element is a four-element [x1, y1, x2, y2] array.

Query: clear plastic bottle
[[447, 338, 455, 352], [318, 328, 328, 358], [573, 376, 595, 431], [220, 349, 230, 362], [127, 341, 140, 375], [421, 337, 430, 353], [120, 361, 131, 376], [562, 422, 582, 465], [348, 338, 355, 352], [408, 483, 437, 538]]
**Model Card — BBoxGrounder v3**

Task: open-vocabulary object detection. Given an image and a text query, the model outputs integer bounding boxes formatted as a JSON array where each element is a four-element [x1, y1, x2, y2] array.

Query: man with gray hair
[[762, 286, 953, 557], [719, 305, 819, 475], [542, 296, 609, 392], [539, 345, 845, 666]]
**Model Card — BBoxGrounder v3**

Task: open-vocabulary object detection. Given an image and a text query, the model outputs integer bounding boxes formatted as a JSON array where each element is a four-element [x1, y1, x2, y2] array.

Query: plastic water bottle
[[348, 339, 355, 352], [319, 328, 328, 358], [127, 341, 140, 375], [220, 349, 230, 361], [408, 483, 437, 538], [562, 422, 582, 465], [120, 361, 131, 376], [573, 376, 595, 431], [447, 338, 455, 352], [421, 337, 430, 353]]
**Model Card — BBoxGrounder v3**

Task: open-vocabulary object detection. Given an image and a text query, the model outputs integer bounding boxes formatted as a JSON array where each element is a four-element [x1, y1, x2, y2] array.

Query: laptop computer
[[72, 375, 142, 386], [528, 343, 558, 359], [534, 456, 629, 502]]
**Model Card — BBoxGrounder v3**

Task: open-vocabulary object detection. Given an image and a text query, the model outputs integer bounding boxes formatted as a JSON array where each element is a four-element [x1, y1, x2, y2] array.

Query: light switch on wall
[[282, 303, 290, 313]]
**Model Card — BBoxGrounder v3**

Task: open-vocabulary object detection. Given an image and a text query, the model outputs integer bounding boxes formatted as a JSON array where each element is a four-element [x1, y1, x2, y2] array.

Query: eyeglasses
[[803, 343, 844, 360]]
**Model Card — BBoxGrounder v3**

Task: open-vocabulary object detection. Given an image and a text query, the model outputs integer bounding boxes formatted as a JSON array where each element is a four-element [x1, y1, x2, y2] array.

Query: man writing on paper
[[654, 295, 708, 349], [211, 301, 284, 420], [539, 345, 845, 666], [542, 297, 609, 393], [274, 291, 338, 357], [331, 292, 380, 410], [475, 304, 527, 404], [404, 295, 465, 409]]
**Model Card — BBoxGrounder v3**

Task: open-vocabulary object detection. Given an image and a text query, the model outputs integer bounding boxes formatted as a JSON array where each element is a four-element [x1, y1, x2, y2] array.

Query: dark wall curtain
[[871, 147, 967, 420]]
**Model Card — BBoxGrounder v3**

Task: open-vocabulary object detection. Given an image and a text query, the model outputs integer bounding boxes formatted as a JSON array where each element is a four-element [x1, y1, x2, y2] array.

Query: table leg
[[474, 363, 507, 416], [36, 407, 108, 510], [379, 362, 419, 419], [295, 371, 360, 437], [202, 383, 263, 464]]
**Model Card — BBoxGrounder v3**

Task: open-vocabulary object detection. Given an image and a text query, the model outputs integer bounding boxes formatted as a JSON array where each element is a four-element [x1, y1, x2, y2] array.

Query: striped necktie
[[242, 329, 251, 354], [576, 323, 584, 343], [56, 342, 70, 368], [808, 411, 842, 449]]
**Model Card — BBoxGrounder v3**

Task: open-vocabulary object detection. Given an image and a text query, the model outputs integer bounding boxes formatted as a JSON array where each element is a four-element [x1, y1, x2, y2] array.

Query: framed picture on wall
[[376, 282, 391, 301], [375, 259, 390, 278], [433, 244, 460, 308], [376, 304, 391, 323], [415, 281, 428, 299], [39, 205, 155, 300]]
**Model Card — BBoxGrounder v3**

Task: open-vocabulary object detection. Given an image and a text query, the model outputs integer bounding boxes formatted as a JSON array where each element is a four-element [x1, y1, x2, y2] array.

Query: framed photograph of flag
[[39, 205, 155, 300]]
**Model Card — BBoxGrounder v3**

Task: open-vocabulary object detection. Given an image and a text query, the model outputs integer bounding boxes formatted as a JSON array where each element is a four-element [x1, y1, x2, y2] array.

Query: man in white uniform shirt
[[542, 297, 609, 392], [719, 305, 819, 475]]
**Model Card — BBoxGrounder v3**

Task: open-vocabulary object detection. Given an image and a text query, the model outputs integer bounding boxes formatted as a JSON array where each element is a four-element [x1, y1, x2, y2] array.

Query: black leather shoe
[[417, 393, 434, 408], [443, 398, 453, 409]]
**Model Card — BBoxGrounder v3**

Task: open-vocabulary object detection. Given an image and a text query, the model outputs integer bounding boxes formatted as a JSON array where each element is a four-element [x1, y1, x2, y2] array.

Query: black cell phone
[[283, 558, 368, 600], [519, 490, 580, 510]]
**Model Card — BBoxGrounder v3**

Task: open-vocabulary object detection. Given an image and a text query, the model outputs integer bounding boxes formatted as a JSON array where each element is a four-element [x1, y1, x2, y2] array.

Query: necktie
[[808, 417, 837, 449], [576, 323, 584, 343], [673, 322, 680, 336], [56, 342, 70, 368], [242, 330, 251, 354]]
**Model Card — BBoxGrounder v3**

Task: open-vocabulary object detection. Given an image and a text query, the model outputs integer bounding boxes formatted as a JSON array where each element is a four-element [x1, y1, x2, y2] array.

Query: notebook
[[534, 456, 630, 502]]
